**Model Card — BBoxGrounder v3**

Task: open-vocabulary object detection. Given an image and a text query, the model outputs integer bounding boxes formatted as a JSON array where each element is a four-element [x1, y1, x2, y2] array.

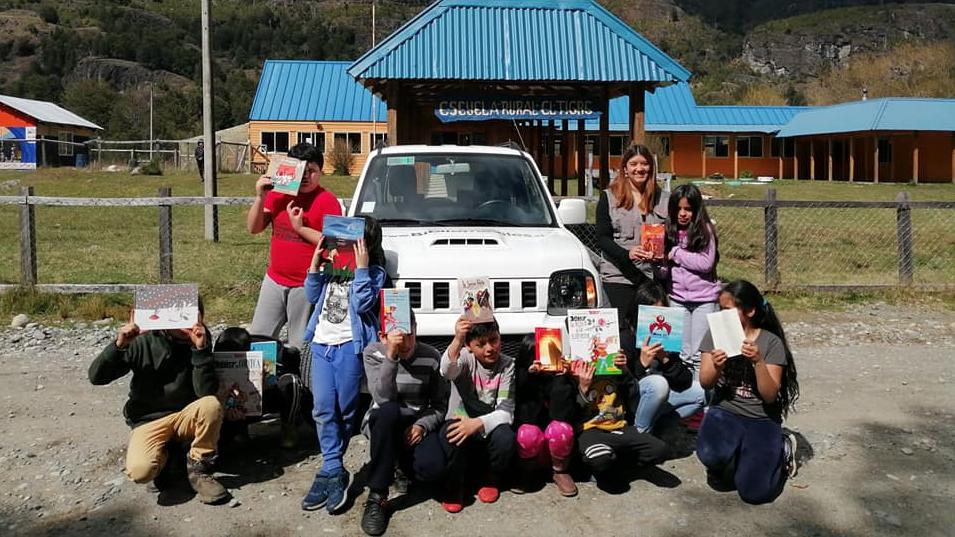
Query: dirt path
[[1, 306, 953, 537]]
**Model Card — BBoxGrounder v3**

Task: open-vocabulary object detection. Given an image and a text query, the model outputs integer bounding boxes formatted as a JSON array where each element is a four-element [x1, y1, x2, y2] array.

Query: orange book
[[640, 223, 666, 258], [534, 327, 564, 372]]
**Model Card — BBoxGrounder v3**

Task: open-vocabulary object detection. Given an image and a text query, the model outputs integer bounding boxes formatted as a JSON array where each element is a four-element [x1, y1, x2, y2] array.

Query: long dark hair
[[666, 184, 714, 253], [364, 215, 386, 268], [720, 280, 799, 416]]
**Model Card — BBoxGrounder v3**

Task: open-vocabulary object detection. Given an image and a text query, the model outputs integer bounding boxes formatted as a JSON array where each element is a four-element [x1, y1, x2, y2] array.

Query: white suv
[[349, 144, 604, 352]]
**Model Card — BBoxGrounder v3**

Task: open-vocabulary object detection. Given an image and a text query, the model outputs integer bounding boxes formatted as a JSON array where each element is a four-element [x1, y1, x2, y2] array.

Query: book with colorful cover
[[213, 351, 264, 417], [250, 341, 279, 387], [640, 223, 666, 258], [457, 277, 493, 324], [534, 327, 564, 372], [635, 305, 684, 353], [706, 308, 746, 357], [567, 308, 622, 376], [133, 284, 199, 330], [380, 288, 412, 334], [322, 215, 365, 245], [266, 156, 306, 196]]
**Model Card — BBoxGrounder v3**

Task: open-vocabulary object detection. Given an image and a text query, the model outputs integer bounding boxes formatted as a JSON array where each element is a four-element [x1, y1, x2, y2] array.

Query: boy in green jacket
[[88, 306, 228, 504]]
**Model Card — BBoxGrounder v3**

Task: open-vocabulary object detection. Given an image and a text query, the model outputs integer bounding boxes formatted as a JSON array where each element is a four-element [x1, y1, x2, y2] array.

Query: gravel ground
[[1, 303, 953, 537]]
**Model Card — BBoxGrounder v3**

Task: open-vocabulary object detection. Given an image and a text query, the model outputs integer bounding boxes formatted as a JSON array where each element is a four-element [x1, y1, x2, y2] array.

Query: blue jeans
[[310, 341, 364, 475], [634, 375, 706, 433], [696, 406, 785, 505]]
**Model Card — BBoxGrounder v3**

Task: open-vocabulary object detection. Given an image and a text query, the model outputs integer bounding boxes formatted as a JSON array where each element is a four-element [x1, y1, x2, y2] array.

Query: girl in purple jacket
[[665, 184, 721, 373]]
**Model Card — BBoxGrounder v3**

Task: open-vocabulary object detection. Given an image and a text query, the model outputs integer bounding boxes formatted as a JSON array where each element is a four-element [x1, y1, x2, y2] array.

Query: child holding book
[[664, 183, 721, 372], [301, 217, 387, 515], [512, 335, 579, 497], [696, 280, 800, 505], [413, 317, 516, 514], [624, 282, 705, 434]]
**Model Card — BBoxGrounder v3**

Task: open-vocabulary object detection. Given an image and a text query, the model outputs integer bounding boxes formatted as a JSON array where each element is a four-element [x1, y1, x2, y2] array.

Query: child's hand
[[354, 238, 369, 268], [383, 330, 405, 361], [452, 316, 472, 343], [570, 360, 595, 393], [286, 204, 304, 231], [115, 312, 141, 349], [741, 339, 762, 365], [639, 337, 664, 368], [186, 322, 208, 350], [254, 175, 273, 197], [710, 349, 728, 368], [528, 363, 542, 374], [667, 248, 677, 261], [309, 239, 327, 271], [613, 352, 630, 373], [446, 417, 483, 445], [405, 424, 425, 447]]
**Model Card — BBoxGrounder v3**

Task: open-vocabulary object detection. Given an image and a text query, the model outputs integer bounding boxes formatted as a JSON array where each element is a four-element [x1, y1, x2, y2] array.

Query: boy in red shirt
[[247, 143, 342, 350]]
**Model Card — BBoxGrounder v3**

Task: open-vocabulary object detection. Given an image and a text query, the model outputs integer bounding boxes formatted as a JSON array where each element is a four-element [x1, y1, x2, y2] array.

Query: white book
[[706, 309, 746, 356], [214, 351, 264, 417]]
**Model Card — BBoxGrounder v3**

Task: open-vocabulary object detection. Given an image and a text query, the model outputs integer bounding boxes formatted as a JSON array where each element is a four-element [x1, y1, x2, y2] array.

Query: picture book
[[380, 288, 412, 334], [534, 327, 564, 373], [213, 351, 264, 417], [706, 308, 746, 357], [322, 215, 365, 245], [458, 277, 493, 324], [640, 223, 666, 258], [133, 284, 199, 330], [250, 341, 279, 387], [567, 308, 622, 376], [635, 305, 684, 353], [266, 156, 306, 196]]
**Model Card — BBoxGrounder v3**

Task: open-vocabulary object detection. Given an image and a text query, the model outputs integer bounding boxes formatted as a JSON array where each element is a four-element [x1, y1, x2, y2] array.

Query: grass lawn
[[0, 169, 952, 323]]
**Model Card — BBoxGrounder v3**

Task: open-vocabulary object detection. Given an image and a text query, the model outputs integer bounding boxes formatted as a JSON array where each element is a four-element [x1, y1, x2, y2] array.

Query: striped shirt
[[362, 342, 448, 433], [441, 347, 515, 438]]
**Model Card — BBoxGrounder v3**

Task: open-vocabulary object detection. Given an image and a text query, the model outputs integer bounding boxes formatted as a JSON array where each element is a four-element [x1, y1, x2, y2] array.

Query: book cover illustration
[[250, 341, 279, 387], [706, 308, 746, 357], [640, 223, 666, 258], [214, 351, 264, 417], [266, 156, 306, 196], [534, 327, 564, 372], [380, 288, 412, 334], [323, 215, 365, 246], [458, 277, 493, 324], [567, 308, 622, 376], [635, 305, 684, 353], [133, 284, 199, 330]]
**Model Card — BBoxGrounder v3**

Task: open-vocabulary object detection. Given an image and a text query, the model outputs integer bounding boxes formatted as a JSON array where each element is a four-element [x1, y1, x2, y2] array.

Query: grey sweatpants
[[250, 274, 311, 351], [671, 298, 719, 373]]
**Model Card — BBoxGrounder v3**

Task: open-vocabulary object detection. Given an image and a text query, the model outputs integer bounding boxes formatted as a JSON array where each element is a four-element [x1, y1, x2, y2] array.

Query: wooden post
[[732, 134, 738, 179], [701, 137, 707, 179], [912, 132, 919, 184], [19, 186, 37, 286], [763, 188, 779, 289], [951, 133, 955, 184], [387, 83, 400, 146], [158, 187, 173, 284], [670, 136, 676, 176], [599, 89, 610, 189], [849, 137, 855, 182], [793, 139, 799, 180], [629, 86, 646, 146], [777, 148, 783, 181], [896, 192, 913, 286], [827, 137, 833, 181], [560, 119, 569, 196], [873, 136, 880, 183], [576, 119, 586, 196], [810, 140, 816, 181]]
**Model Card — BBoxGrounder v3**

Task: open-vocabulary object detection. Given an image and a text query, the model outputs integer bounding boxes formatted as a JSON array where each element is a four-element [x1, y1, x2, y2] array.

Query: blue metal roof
[[249, 60, 386, 122], [777, 98, 955, 137], [348, 0, 691, 83]]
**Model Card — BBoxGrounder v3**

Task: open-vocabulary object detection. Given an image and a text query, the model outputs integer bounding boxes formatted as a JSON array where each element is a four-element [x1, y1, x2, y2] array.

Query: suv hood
[[383, 227, 590, 279]]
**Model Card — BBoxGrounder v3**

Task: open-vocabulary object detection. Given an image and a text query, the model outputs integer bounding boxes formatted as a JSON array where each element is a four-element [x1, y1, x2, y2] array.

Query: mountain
[[1, 0, 952, 139]]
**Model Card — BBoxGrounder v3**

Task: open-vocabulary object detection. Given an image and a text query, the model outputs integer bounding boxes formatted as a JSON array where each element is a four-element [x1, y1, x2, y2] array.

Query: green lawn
[[0, 169, 952, 323]]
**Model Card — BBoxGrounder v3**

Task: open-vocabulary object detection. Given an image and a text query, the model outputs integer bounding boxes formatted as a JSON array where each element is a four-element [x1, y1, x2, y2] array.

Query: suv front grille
[[521, 281, 537, 308], [493, 282, 510, 308], [433, 282, 450, 309], [404, 282, 422, 308], [396, 280, 543, 312]]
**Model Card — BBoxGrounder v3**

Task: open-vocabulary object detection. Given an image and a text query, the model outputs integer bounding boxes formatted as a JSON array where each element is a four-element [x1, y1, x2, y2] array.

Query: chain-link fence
[[566, 193, 955, 289], [88, 140, 252, 174]]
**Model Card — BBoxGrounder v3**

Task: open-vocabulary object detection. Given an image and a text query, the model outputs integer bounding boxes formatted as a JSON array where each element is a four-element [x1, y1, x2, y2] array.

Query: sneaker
[[477, 476, 500, 504], [326, 469, 353, 514], [440, 481, 464, 514], [360, 491, 390, 536], [552, 471, 578, 497], [393, 467, 410, 495], [302, 473, 330, 511], [783, 430, 799, 478], [185, 457, 229, 505]]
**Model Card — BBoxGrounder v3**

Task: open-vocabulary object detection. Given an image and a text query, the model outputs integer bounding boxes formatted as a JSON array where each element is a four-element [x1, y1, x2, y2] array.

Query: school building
[[248, 0, 955, 185], [0, 94, 102, 169]]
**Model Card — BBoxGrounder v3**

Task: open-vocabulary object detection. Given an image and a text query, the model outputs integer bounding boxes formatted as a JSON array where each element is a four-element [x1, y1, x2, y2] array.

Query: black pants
[[603, 281, 639, 328], [413, 420, 516, 484], [578, 426, 668, 475], [197, 160, 204, 180], [262, 372, 309, 425], [366, 402, 418, 492]]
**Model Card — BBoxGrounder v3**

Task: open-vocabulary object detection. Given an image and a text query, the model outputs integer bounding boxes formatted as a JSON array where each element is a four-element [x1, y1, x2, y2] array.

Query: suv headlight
[[547, 270, 597, 315]]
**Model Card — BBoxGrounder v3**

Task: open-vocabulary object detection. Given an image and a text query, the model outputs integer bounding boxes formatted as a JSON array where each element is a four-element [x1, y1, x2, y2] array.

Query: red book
[[534, 327, 563, 372], [640, 223, 666, 258]]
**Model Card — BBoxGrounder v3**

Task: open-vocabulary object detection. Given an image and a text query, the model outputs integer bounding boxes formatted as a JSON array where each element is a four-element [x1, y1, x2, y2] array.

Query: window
[[430, 131, 458, 145], [878, 138, 892, 164], [609, 135, 629, 157], [369, 132, 387, 150], [58, 132, 73, 157], [703, 136, 729, 158], [333, 132, 362, 154], [297, 132, 325, 152], [770, 137, 795, 158], [261, 131, 289, 153], [737, 136, 763, 158]]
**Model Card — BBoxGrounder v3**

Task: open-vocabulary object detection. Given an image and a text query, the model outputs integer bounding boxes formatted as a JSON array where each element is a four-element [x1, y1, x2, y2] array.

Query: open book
[[706, 309, 746, 357]]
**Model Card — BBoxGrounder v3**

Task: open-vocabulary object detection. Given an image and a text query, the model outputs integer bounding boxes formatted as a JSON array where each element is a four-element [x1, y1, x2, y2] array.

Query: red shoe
[[441, 483, 464, 514], [477, 483, 500, 504]]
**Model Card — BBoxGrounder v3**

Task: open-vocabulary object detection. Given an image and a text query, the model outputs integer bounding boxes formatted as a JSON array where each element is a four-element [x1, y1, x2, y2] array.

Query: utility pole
[[371, 1, 377, 143], [201, 0, 218, 242]]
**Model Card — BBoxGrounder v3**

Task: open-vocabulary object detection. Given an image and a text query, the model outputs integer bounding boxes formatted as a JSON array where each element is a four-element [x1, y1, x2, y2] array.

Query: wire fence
[[89, 139, 252, 174]]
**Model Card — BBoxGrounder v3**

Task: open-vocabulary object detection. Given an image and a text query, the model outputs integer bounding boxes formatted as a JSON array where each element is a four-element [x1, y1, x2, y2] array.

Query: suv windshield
[[354, 152, 556, 227]]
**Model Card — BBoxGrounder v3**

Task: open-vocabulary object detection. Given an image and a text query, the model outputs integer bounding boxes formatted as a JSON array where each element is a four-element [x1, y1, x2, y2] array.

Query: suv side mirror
[[557, 198, 586, 225]]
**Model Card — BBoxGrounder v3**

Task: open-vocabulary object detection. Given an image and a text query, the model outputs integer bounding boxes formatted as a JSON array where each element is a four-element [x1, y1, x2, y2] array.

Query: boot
[[509, 458, 538, 494], [186, 456, 229, 504], [551, 457, 578, 497]]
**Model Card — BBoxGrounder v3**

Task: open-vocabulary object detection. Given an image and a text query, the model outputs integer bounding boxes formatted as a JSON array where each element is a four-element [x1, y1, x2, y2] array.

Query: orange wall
[[249, 120, 386, 175], [0, 103, 35, 127]]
